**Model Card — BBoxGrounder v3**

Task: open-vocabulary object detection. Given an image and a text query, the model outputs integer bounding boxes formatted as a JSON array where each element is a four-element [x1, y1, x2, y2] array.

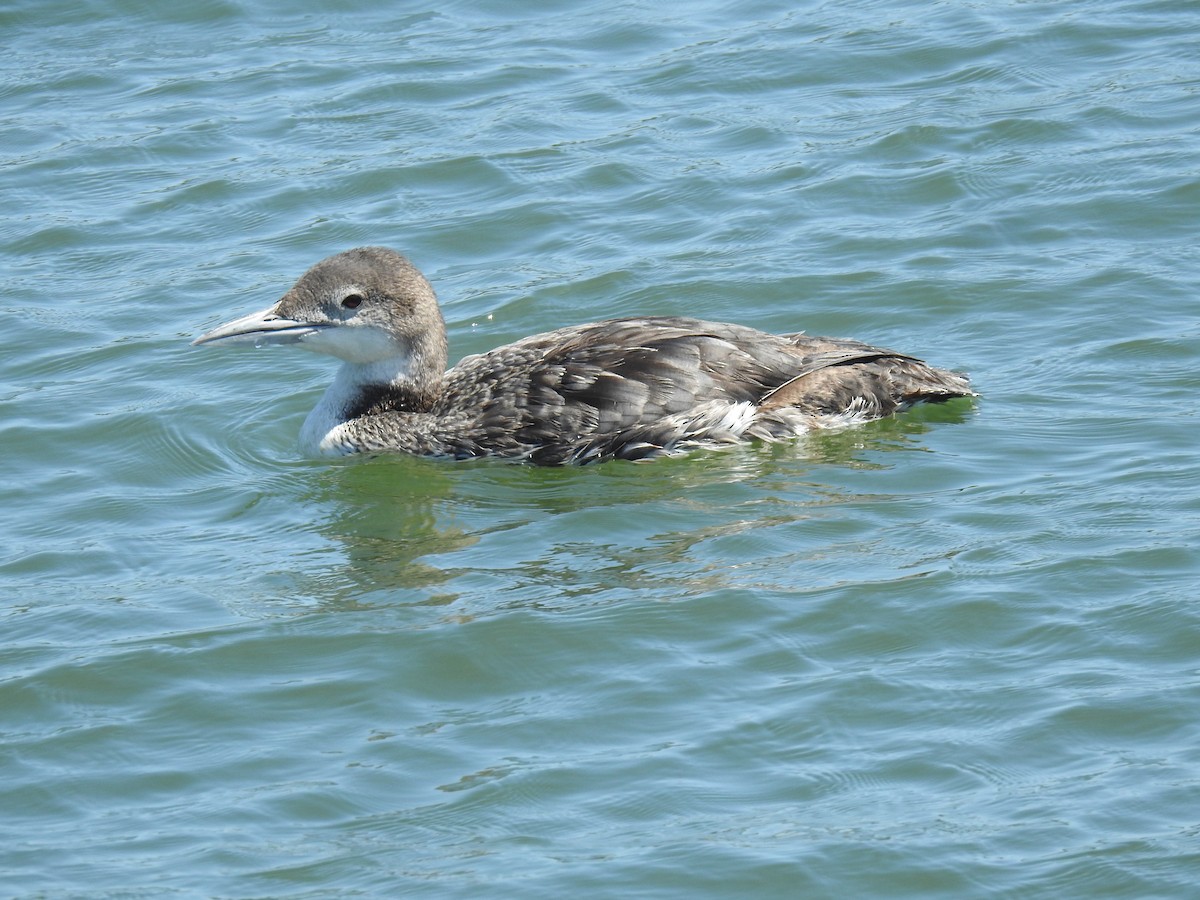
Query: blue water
[[3, 0, 1199, 896]]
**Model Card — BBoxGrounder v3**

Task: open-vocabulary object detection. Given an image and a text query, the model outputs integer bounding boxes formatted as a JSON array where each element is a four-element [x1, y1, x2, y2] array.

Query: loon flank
[[193, 247, 974, 464]]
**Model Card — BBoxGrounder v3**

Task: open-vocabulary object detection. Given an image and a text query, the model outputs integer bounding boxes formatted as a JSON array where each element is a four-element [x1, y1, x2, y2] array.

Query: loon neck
[[299, 353, 440, 455]]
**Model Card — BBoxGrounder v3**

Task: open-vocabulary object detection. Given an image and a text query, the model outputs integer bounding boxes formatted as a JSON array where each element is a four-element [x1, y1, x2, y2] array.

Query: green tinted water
[[2, 0, 1199, 896]]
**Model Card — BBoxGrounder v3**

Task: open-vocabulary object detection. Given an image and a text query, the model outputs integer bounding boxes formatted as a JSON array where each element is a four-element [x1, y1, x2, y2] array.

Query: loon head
[[193, 247, 449, 375]]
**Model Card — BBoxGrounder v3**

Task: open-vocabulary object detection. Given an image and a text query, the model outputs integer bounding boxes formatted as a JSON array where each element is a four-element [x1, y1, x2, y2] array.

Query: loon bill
[[193, 247, 974, 465]]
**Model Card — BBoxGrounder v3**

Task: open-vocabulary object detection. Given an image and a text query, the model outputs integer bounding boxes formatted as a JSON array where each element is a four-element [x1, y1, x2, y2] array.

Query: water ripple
[[3, 0, 1200, 895]]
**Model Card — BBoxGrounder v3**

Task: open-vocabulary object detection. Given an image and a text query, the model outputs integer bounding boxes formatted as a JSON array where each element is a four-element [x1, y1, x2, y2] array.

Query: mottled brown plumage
[[194, 247, 974, 464]]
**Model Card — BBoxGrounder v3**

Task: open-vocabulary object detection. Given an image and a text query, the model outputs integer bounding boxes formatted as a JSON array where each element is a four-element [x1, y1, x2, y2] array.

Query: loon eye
[[341, 293, 364, 310]]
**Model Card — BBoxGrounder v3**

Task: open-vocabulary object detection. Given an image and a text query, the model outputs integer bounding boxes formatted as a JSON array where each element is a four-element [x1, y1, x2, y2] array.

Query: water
[[2, 0, 1199, 896]]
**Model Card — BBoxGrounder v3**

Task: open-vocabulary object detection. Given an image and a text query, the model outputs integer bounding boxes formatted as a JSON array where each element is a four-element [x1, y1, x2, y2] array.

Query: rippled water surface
[[3, 0, 1199, 896]]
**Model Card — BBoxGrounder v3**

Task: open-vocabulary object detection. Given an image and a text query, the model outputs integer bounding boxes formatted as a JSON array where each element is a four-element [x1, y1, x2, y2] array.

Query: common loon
[[193, 247, 974, 464]]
